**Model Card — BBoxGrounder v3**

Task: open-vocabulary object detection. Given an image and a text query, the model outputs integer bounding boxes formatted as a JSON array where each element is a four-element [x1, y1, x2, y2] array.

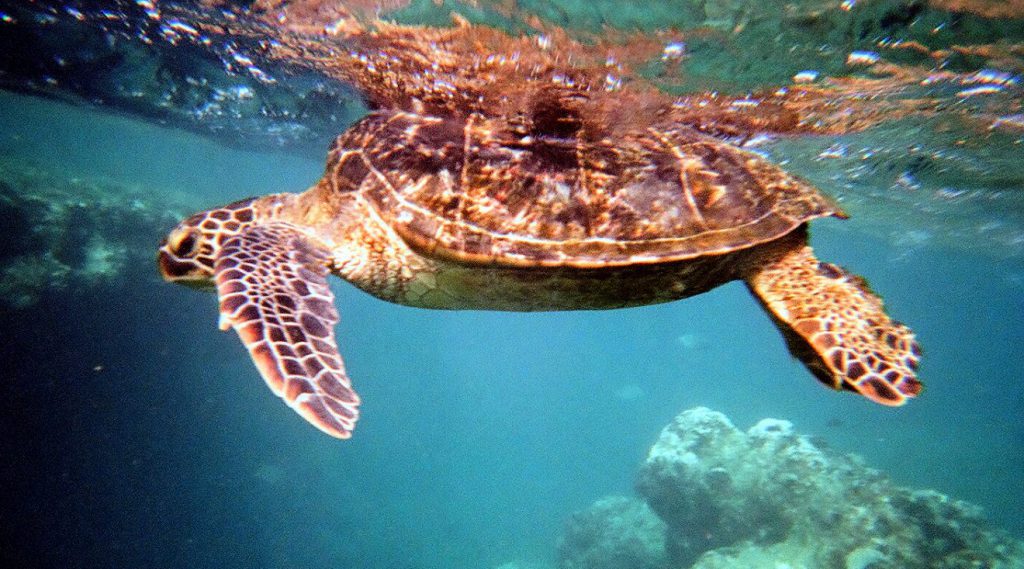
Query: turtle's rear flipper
[[214, 223, 360, 438], [743, 239, 922, 405]]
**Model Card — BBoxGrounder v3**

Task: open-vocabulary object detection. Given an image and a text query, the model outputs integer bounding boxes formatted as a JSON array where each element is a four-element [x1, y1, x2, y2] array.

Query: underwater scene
[[1, 1, 1023, 568]]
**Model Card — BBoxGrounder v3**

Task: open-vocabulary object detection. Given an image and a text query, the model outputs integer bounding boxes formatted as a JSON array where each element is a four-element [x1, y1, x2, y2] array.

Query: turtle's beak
[[156, 245, 185, 280], [157, 240, 215, 290]]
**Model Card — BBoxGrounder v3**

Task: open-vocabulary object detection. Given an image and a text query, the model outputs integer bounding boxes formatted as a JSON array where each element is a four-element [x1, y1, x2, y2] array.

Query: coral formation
[[0, 159, 193, 308], [560, 407, 1024, 569], [557, 496, 668, 569]]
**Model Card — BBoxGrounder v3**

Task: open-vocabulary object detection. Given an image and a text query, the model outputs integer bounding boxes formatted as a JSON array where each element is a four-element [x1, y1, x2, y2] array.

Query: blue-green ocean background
[[1, 3, 1023, 568], [3, 90, 1022, 568]]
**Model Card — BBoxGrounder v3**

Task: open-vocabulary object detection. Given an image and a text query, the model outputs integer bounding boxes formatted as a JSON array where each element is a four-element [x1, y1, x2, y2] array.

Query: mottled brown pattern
[[320, 109, 840, 268], [743, 230, 922, 406]]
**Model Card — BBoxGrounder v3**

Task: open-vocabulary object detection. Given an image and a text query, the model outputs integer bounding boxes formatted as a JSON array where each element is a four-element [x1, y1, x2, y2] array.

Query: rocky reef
[[559, 407, 1024, 569], [558, 496, 669, 569], [0, 158, 193, 308]]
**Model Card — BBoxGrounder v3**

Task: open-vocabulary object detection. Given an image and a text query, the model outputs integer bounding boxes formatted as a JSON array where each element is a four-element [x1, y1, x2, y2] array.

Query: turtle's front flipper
[[214, 223, 360, 438], [743, 237, 922, 405]]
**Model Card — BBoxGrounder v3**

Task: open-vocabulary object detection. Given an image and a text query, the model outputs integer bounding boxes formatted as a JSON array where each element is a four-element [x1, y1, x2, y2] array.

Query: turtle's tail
[[742, 232, 922, 405]]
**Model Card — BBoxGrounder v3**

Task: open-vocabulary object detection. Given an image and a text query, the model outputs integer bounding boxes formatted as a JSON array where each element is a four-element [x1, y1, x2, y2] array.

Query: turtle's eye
[[169, 229, 199, 257]]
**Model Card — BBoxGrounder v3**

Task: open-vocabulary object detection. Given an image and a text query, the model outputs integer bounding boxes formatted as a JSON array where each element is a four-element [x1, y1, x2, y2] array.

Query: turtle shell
[[323, 108, 843, 268]]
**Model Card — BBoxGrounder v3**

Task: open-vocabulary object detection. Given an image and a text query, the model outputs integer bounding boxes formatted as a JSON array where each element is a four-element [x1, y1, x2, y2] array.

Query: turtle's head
[[158, 198, 258, 289]]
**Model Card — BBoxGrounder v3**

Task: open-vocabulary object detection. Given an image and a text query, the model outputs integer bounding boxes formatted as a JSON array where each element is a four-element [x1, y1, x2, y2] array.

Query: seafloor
[[1, 1, 1023, 568]]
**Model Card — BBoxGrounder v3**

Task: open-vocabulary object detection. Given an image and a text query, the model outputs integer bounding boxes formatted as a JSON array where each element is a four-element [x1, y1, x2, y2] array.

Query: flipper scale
[[214, 223, 360, 439], [744, 234, 922, 405]]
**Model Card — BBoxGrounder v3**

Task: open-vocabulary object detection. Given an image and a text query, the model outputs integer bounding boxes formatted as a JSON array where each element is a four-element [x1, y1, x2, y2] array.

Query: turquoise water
[[4, 90, 1022, 568], [2, 2, 1023, 568]]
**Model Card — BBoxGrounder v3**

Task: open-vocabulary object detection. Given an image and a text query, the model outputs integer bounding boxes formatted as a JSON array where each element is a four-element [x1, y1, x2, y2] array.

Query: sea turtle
[[157, 21, 921, 439]]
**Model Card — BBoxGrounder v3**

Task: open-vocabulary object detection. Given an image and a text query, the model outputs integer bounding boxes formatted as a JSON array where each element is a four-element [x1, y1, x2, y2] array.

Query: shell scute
[[324, 108, 841, 267]]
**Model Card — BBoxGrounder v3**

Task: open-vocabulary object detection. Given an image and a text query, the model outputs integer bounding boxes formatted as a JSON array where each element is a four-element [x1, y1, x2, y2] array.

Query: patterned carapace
[[158, 8, 922, 438]]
